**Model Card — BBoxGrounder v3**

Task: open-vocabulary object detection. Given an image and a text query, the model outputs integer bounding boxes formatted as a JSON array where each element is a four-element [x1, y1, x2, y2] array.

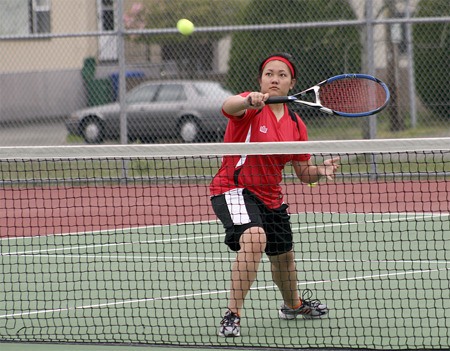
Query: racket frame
[[266, 73, 390, 118]]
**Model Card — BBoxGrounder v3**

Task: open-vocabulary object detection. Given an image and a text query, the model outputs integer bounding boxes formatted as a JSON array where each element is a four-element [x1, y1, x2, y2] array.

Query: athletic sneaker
[[279, 289, 328, 320], [218, 310, 241, 337]]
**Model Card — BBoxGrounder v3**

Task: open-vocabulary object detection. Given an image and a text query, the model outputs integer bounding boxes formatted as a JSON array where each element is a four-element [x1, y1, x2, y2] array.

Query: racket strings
[[320, 79, 387, 114]]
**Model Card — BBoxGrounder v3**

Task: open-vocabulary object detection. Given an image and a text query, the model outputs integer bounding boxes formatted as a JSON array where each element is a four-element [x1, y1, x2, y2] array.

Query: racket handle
[[266, 96, 294, 104]]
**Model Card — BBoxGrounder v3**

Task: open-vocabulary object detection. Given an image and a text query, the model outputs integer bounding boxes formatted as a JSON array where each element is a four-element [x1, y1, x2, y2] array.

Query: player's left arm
[[293, 157, 340, 184]]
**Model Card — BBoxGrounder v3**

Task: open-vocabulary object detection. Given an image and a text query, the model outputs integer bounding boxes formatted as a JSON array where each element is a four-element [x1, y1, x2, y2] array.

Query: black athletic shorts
[[211, 188, 293, 256]]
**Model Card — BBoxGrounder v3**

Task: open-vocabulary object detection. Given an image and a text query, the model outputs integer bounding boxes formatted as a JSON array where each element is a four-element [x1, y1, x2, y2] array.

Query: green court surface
[[1, 212, 449, 350]]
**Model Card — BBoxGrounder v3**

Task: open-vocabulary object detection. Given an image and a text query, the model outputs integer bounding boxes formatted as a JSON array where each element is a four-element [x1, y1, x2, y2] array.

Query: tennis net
[[1, 138, 449, 350]]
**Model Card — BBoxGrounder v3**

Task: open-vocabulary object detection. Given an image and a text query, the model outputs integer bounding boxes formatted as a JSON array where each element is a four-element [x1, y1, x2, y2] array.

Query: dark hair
[[258, 52, 298, 80]]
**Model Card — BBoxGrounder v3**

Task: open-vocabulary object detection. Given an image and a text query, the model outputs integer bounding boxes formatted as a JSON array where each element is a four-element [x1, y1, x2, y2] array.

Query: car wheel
[[81, 117, 104, 144], [179, 117, 201, 143]]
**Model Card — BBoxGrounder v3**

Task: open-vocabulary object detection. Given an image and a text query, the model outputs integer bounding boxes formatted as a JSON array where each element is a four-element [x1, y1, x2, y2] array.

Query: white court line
[[2, 212, 448, 256], [1, 233, 222, 256], [1, 266, 448, 319], [2, 211, 447, 243], [0, 219, 219, 242], [5, 253, 450, 267], [6, 254, 450, 265]]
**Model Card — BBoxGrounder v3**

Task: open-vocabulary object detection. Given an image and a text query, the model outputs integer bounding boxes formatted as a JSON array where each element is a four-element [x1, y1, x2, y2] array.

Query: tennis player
[[210, 53, 340, 337]]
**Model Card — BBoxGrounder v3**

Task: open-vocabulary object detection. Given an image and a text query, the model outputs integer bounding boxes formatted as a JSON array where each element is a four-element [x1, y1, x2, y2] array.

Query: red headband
[[262, 56, 295, 77]]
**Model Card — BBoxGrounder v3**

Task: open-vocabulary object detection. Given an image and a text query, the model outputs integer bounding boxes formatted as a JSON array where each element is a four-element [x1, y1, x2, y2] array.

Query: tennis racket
[[266, 73, 390, 117]]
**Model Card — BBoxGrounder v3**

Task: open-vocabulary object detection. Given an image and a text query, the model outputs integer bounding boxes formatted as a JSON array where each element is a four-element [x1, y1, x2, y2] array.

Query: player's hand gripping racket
[[266, 74, 390, 117]]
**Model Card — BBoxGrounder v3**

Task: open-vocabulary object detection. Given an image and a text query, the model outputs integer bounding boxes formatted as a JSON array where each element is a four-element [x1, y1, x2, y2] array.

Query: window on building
[[29, 0, 51, 34], [101, 0, 115, 31]]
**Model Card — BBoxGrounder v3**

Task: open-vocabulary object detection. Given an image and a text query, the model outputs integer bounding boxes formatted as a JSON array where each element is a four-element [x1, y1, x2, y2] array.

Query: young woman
[[210, 53, 340, 337]]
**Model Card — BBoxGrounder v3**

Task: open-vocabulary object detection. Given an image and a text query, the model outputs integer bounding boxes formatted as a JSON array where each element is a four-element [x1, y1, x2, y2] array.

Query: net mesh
[[1, 138, 449, 349]]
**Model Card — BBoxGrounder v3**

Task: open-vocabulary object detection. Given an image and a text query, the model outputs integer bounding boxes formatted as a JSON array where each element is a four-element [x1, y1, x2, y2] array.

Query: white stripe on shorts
[[235, 125, 251, 168], [224, 188, 250, 225]]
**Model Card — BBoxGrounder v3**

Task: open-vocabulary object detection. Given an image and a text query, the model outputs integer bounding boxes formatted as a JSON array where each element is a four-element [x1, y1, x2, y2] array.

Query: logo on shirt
[[259, 125, 268, 134]]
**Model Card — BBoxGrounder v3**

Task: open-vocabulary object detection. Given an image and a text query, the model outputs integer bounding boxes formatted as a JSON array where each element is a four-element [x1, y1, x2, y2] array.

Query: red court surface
[[1, 180, 448, 238]]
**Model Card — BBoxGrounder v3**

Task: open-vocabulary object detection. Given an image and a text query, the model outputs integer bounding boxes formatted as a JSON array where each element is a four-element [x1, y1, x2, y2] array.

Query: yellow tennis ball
[[307, 182, 318, 188], [177, 19, 194, 36]]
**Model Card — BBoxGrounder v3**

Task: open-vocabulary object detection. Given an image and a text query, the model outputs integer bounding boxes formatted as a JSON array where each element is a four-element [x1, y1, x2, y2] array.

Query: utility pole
[[385, 0, 405, 132]]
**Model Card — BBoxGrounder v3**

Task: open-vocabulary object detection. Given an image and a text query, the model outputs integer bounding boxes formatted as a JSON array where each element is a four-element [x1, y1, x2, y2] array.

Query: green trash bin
[[86, 78, 113, 106], [82, 57, 96, 82]]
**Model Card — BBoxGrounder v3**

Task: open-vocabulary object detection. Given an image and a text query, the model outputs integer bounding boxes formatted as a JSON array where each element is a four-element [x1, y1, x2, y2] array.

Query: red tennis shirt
[[210, 92, 311, 209]]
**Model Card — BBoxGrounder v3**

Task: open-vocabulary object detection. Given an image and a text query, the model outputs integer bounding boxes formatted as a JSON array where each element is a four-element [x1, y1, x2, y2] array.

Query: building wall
[[0, 0, 101, 121], [0, 0, 98, 73]]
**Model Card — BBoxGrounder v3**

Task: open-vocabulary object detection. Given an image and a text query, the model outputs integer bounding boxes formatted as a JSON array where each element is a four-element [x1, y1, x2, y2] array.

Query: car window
[[126, 85, 158, 104], [155, 84, 186, 102], [193, 82, 232, 99]]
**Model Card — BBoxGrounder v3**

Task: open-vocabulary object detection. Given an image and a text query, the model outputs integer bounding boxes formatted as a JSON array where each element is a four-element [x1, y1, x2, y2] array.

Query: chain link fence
[[0, 0, 448, 146]]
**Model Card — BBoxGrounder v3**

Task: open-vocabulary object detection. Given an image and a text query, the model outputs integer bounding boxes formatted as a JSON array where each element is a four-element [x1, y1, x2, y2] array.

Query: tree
[[413, 0, 450, 117], [123, 0, 247, 76], [226, 0, 362, 97]]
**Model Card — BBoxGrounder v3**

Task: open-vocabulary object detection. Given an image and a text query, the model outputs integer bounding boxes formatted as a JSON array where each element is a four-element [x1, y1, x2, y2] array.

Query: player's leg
[[211, 189, 265, 337], [218, 226, 266, 337], [268, 250, 300, 308], [264, 205, 328, 319], [228, 226, 266, 315]]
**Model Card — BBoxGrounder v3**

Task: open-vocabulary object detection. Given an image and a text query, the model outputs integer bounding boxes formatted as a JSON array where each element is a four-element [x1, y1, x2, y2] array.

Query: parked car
[[66, 80, 232, 143]]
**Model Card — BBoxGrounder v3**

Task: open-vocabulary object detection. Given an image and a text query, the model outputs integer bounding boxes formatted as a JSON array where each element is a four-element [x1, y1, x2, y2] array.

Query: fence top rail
[[1, 16, 449, 41]]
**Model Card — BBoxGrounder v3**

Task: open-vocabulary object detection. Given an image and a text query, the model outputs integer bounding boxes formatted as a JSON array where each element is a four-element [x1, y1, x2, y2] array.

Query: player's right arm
[[222, 92, 269, 117]]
